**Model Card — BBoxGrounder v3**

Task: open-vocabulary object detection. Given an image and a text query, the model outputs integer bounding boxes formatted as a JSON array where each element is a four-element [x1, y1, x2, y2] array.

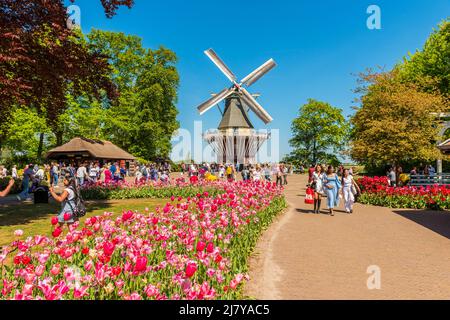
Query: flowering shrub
[[0, 180, 286, 300], [357, 176, 389, 193], [357, 176, 450, 210], [80, 179, 225, 200]]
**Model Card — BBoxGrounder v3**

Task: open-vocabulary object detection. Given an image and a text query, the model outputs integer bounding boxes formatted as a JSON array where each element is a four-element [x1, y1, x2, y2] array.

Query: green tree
[[67, 30, 180, 160], [399, 19, 450, 99], [288, 99, 349, 165], [350, 70, 445, 169], [4, 107, 54, 162]]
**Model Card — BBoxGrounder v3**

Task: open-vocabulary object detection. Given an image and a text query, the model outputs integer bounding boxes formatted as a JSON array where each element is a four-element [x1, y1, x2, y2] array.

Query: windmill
[[197, 49, 277, 165]]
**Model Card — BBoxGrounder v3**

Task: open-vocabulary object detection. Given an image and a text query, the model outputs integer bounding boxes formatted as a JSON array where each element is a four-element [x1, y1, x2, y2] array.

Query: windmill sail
[[204, 49, 237, 83], [197, 88, 235, 115], [241, 59, 277, 87], [240, 88, 273, 124]]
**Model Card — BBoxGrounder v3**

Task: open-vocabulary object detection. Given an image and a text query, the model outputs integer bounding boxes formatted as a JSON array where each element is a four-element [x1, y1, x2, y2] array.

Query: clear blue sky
[[70, 0, 449, 160]]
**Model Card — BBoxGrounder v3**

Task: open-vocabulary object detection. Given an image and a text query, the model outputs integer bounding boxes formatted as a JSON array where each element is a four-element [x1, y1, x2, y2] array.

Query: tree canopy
[[399, 19, 450, 100], [350, 70, 445, 168], [287, 99, 349, 166], [0, 0, 134, 156]]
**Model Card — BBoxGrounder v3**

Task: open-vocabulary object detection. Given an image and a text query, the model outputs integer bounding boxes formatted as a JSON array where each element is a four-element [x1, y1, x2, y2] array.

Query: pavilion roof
[[46, 138, 136, 160]]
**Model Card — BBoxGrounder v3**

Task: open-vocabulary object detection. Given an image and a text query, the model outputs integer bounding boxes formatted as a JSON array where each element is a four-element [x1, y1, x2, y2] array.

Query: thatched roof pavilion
[[46, 138, 136, 161]]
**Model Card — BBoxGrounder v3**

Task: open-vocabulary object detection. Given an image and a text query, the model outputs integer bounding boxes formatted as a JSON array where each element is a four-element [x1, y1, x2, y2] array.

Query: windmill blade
[[197, 87, 235, 115], [204, 49, 237, 83], [240, 88, 273, 124], [240, 59, 277, 87]]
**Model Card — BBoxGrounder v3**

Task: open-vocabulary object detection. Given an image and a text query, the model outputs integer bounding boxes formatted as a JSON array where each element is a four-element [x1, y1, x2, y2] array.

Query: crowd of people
[[308, 164, 361, 216], [387, 164, 436, 187], [0, 159, 365, 228], [0, 161, 137, 201], [180, 163, 292, 186]]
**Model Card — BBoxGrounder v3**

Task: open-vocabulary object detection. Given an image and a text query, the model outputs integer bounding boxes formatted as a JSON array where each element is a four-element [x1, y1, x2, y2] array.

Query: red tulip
[[13, 255, 21, 265], [51, 217, 58, 226], [21, 256, 31, 265], [134, 256, 147, 273], [196, 241, 206, 252], [103, 241, 115, 256], [63, 213, 72, 221], [52, 227, 62, 238], [206, 243, 214, 253], [122, 211, 134, 221], [185, 262, 197, 278], [82, 247, 89, 255], [112, 266, 122, 276]]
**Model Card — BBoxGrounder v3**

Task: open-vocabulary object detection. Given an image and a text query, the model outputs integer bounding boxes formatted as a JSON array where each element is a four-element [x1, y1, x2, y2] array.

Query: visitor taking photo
[[49, 176, 79, 227]]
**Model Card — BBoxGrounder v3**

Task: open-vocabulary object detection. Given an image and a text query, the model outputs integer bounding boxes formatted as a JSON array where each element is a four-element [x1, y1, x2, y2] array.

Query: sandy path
[[245, 174, 450, 300]]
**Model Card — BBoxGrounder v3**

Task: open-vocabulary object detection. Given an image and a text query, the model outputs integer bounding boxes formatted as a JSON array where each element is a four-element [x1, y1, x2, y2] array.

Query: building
[[46, 138, 136, 168]]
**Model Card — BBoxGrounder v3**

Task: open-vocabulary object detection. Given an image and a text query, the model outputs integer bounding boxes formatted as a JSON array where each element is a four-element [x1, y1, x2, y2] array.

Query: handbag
[[304, 187, 314, 204]]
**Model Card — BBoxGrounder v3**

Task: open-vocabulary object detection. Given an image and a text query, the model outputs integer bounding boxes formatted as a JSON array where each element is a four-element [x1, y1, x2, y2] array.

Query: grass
[[0, 198, 168, 247]]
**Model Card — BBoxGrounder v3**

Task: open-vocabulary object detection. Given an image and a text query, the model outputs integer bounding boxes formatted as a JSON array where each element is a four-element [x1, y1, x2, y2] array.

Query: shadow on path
[[393, 210, 450, 240]]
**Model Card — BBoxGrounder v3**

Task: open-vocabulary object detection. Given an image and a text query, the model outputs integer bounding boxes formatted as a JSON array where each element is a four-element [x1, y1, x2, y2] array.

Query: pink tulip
[[50, 264, 60, 276], [14, 229, 24, 237], [35, 265, 45, 277]]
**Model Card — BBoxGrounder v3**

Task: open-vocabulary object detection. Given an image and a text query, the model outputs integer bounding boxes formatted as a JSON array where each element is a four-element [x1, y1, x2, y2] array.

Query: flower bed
[[357, 176, 450, 210], [0, 181, 286, 300], [80, 179, 225, 200]]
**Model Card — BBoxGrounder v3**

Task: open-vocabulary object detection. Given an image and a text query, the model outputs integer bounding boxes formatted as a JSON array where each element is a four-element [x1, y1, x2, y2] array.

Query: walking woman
[[342, 169, 361, 214], [49, 176, 79, 227], [323, 165, 341, 216], [276, 164, 283, 187], [312, 165, 325, 214]]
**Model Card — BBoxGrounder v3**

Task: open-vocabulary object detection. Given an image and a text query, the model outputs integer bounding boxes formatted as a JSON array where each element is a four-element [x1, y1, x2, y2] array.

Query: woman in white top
[[253, 166, 262, 181], [312, 165, 325, 214], [342, 169, 361, 214], [49, 176, 79, 227], [219, 165, 225, 179]]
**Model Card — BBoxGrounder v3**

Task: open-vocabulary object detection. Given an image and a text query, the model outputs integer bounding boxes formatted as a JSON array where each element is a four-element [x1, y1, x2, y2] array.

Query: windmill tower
[[197, 49, 277, 165]]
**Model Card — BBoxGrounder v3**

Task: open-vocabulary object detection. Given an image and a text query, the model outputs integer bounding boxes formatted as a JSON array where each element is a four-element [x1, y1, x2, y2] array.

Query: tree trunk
[[56, 130, 63, 146], [37, 133, 45, 160], [312, 138, 317, 165]]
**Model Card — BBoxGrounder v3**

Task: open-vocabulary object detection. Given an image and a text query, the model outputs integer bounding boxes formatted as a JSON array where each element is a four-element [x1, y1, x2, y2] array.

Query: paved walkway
[[245, 174, 450, 300]]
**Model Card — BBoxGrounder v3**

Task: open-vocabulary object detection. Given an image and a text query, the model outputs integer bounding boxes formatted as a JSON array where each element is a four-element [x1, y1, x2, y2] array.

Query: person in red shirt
[[308, 165, 316, 183]]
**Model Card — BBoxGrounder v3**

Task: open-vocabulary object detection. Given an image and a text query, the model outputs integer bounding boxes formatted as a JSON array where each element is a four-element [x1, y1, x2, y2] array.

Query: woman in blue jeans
[[323, 165, 341, 216]]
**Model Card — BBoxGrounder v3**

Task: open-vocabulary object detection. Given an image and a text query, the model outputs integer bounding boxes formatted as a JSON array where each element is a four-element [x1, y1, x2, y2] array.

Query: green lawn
[[0, 198, 168, 247]]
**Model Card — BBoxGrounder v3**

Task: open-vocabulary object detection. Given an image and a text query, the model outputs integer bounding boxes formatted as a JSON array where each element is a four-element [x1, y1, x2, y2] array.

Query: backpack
[[68, 186, 87, 218]]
